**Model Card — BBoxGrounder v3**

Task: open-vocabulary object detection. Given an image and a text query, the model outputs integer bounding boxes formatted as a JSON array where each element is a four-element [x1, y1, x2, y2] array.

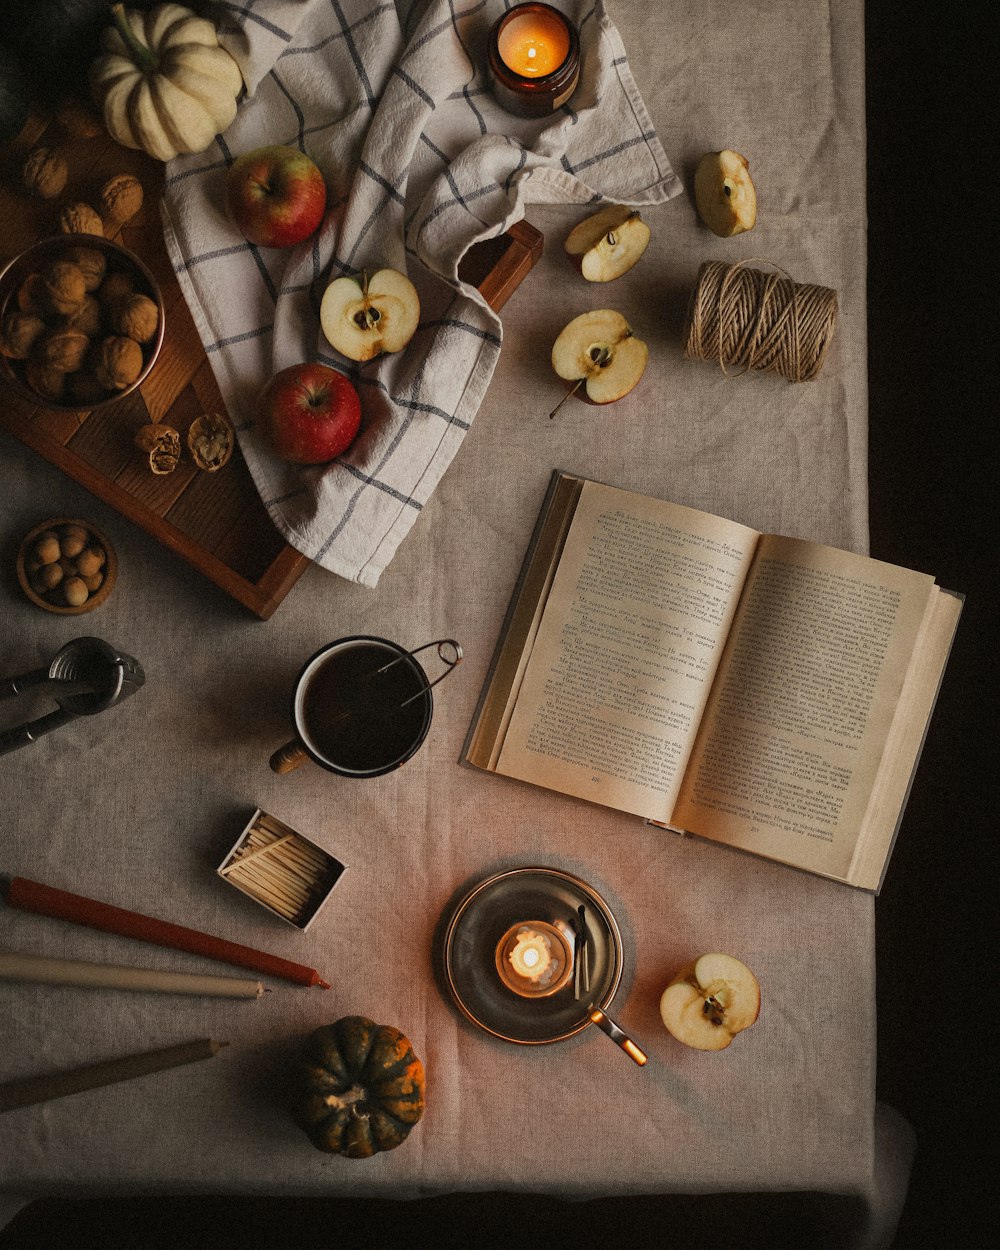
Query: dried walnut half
[[135, 423, 182, 475], [187, 411, 235, 472]]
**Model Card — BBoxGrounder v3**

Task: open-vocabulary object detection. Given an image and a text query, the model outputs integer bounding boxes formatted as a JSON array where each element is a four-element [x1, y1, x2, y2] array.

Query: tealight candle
[[487, 3, 580, 119], [495, 919, 573, 997]]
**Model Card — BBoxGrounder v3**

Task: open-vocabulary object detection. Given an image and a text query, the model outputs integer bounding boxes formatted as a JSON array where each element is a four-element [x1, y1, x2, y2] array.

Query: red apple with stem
[[257, 362, 362, 464], [225, 146, 327, 248]]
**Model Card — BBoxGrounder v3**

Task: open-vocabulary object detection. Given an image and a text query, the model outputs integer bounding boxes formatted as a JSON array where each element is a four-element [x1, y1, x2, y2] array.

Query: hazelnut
[[135, 422, 181, 474], [64, 246, 107, 292], [99, 174, 144, 226], [0, 312, 46, 360], [60, 202, 104, 237], [94, 335, 143, 390], [110, 293, 159, 344], [63, 577, 89, 607], [36, 327, 90, 373], [67, 295, 101, 338], [24, 362, 67, 402], [34, 532, 62, 564], [60, 531, 87, 559], [40, 260, 86, 316], [21, 147, 69, 200], [38, 562, 64, 591], [75, 546, 105, 577]]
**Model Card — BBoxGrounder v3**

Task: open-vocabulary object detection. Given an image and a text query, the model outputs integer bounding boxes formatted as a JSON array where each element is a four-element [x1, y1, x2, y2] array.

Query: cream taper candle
[[0, 951, 264, 998]]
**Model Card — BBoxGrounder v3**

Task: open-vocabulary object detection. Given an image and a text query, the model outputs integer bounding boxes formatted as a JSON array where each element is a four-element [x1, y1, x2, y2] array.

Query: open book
[[464, 472, 962, 890]]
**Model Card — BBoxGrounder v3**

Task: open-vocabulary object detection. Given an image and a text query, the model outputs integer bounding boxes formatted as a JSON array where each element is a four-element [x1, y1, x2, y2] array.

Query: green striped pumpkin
[[292, 1016, 425, 1158]]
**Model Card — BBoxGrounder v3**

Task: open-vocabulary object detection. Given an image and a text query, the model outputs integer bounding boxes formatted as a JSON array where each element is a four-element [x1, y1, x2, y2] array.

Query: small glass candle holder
[[495, 919, 573, 997], [487, 3, 581, 119]]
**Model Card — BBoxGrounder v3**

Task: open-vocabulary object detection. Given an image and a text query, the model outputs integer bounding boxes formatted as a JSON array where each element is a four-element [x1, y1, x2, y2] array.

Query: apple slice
[[320, 268, 420, 362], [693, 150, 757, 237], [564, 204, 651, 281], [549, 309, 648, 415], [658, 953, 760, 1051]]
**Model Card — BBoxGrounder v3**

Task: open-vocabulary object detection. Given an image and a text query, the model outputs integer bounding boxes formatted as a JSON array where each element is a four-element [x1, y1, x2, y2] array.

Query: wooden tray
[[0, 116, 543, 619]]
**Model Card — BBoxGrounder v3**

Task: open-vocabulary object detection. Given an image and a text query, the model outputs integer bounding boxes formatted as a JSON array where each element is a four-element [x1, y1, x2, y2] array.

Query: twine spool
[[682, 260, 838, 382]]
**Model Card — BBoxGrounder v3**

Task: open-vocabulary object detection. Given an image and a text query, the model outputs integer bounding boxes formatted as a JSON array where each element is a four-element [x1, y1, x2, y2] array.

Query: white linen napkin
[[161, 0, 681, 586]]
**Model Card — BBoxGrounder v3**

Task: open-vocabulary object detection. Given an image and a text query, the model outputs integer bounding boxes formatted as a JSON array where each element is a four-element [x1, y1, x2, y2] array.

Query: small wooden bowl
[[0, 233, 165, 411], [16, 517, 118, 615]]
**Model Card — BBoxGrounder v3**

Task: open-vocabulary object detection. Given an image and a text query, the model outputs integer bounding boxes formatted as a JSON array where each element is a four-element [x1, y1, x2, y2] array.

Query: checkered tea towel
[[161, 0, 681, 587]]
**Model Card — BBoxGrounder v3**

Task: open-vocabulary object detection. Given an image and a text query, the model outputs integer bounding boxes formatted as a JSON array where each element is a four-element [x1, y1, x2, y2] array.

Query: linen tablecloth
[[163, 0, 681, 586], [1, 0, 898, 1243]]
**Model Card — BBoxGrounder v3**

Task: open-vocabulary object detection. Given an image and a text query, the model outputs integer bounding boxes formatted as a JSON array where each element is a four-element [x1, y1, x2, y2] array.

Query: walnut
[[22, 147, 69, 199], [75, 546, 105, 577], [94, 335, 143, 390], [64, 246, 107, 292], [110, 293, 159, 344], [67, 295, 101, 338], [0, 313, 46, 360], [24, 362, 67, 402], [99, 174, 144, 226], [63, 577, 89, 607], [40, 260, 86, 316], [60, 202, 104, 237], [187, 411, 235, 472], [36, 327, 90, 373], [17, 273, 46, 317], [55, 98, 104, 139], [135, 422, 181, 474], [98, 270, 135, 309]]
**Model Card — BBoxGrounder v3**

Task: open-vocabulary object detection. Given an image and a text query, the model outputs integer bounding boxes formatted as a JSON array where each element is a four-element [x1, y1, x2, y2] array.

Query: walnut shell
[[135, 422, 181, 475], [22, 147, 69, 199], [55, 98, 104, 139], [94, 335, 143, 390], [60, 202, 104, 237], [64, 246, 107, 292], [187, 411, 235, 472], [99, 174, 144, 226], [36, 327, 90, 373], [40, 261, 86, 316], [0, 313, 46, 360], [109, 293, 159, 344]]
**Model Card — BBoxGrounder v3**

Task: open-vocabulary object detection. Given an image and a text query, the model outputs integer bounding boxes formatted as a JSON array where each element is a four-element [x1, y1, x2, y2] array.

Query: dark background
[[2, 2, 995, 1246]]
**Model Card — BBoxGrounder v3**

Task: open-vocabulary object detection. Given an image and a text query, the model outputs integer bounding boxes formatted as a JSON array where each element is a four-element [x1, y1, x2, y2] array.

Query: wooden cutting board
[[0, 114, 542, 618]]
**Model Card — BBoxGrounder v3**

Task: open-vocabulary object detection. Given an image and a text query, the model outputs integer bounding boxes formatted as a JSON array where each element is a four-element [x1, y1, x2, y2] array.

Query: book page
[[494, 481, 759, 819], [672, 535, 938, 880]]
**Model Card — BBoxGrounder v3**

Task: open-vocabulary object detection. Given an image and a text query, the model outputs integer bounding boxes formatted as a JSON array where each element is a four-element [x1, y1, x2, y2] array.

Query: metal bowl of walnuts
[[0, 233, 165, 411], [16, 517, 118, 615]]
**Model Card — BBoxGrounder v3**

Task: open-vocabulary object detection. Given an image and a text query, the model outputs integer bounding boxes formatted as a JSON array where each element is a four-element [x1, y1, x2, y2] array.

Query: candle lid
[[441, 866, 623, 1046]]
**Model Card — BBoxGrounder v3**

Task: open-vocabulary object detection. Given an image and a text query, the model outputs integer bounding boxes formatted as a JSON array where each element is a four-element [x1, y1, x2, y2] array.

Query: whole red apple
[[225, 145, 327, 248], [257, 362, 362, 464]]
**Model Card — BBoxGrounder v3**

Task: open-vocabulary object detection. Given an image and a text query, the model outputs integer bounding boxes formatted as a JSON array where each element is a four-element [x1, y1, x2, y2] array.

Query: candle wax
[[497, 11, 571, 78], [508, 928, 554, 982]]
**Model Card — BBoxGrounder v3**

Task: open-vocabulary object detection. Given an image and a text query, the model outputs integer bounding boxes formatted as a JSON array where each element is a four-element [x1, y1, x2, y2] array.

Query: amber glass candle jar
[[487, 3, 581, 119]]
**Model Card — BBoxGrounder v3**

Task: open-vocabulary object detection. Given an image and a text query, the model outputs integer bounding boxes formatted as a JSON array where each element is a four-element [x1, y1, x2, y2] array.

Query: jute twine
[[682, 259, 838, 382]]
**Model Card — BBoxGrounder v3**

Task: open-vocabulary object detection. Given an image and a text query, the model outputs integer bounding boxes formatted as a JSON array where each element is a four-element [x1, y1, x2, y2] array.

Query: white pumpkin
[[90, 3, 244, 162]]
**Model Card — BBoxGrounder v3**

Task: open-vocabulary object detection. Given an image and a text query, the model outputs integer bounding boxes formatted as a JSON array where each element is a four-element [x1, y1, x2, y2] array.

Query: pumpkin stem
[[109, 3, 159, 74]]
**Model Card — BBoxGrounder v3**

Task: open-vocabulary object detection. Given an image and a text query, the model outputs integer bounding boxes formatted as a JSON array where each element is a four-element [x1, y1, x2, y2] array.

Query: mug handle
[[398, 640, 463, 707], [269, 739, 309, 774]]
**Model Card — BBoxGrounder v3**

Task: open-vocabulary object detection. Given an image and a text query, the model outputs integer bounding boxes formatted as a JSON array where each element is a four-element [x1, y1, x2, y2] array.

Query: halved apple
[[550, 309, 648, 414], [693, 150, 757, 237], [564, 204, 651, 282], [658, 953, 760, 1051], [320, 268, 420, 362]]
